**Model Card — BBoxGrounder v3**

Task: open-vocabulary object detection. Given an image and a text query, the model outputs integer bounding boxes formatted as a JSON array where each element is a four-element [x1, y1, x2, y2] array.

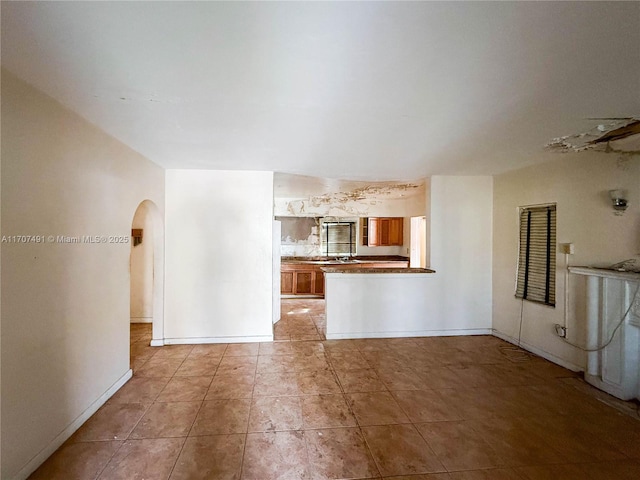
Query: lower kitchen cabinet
[[281, 264, 324, 296], [296, 271, 314, 294], [280, 271, 295, 295], [281, 258, 409, 298], [314, 270, 325, 294]]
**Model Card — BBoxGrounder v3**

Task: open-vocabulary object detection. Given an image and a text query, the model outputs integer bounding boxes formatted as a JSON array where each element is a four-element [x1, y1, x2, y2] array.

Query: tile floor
[[30, 299, 640, 479]]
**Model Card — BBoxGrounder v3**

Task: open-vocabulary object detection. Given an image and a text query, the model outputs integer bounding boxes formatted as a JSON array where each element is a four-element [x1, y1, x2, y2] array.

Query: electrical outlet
[[554, 324, 567, 337], [559, 243, 574, 255]]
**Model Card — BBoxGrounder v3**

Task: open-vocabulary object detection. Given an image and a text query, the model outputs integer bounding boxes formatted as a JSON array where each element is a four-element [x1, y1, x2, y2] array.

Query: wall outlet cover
[[559, 243, 575, 255], [554, 324, 567, 337]]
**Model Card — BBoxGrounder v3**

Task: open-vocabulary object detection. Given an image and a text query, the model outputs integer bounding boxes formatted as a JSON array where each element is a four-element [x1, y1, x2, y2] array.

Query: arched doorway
[[130, 200, 164, 346]]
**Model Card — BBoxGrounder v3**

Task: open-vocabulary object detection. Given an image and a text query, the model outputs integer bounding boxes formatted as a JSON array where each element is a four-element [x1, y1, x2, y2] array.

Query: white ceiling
[[2, 1, 639, 181]]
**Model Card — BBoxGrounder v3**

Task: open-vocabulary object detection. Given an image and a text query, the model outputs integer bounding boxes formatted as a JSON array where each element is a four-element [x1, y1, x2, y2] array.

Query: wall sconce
[[131, 228, 143, 246], [609, 189, 628, 215]]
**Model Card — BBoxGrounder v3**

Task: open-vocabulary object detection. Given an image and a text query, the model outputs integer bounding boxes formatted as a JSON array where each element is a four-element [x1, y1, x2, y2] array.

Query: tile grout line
[[323, 343, 385, 480], [92, 441, 125, 480], [359, 340, 455, 477], [299, 303, 329, 478], [93, 335, 163, 479], [94, 325, 155, 479], [130, 343, 196, 480], [162, 349, 216, 480], [237, 347, 260, 480]]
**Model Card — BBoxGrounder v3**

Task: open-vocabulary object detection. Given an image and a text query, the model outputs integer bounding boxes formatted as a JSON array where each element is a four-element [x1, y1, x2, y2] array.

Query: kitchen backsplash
[[276, 216, 322, 257]]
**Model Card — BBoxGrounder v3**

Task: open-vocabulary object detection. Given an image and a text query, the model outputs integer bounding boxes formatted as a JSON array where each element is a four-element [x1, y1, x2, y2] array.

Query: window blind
[[516, 205, 556, 306], [323, 222, 355, 256]]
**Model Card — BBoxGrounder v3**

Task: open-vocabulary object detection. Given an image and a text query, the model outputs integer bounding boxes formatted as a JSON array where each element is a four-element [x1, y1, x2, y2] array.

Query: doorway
[[130, 200, 164, 346], [410, 216, 427, 268]]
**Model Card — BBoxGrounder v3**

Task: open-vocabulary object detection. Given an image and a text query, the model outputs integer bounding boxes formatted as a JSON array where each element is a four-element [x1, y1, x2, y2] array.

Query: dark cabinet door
[[389, 218, 403, 245], [366, 217, 403, 246], [314, 270, 325, 295], [379, 218, 390, 245], [281, 271, 294, 294], [295, 272, 313, 294]]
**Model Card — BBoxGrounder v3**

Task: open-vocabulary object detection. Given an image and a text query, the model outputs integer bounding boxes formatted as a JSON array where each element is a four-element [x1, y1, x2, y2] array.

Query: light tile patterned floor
[[30, 299, 640, 479]]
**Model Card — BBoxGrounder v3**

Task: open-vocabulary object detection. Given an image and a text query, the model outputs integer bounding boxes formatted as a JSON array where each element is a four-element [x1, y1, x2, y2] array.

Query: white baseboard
[[150, 339, 164, 347], [492, 329, 583, 372], [326, 328, 492, 340], [14, 369, 133, 480], [584, 373, 636, 401], [163, 335, 274, 345]]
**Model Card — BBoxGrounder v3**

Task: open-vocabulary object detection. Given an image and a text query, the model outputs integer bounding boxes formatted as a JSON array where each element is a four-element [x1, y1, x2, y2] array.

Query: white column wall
[[164, 170, 274, 343], [428, 176, 494, 330]]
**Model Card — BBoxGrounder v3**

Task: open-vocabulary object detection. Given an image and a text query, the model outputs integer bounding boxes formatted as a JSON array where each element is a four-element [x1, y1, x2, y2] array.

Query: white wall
[[325, 273, 480, 339], [1, 70, 165, 479], [130, 202, 155, 322], [0, 71, 3, 473], [164, 170, 274, 343], [493, 153, 640, 370], [428, 176, 494, 330]]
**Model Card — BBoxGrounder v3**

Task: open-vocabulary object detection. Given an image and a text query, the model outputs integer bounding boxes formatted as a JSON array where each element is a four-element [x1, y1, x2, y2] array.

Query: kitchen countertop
[[322, 267, 435, 274], [282, 255, 409, 265]]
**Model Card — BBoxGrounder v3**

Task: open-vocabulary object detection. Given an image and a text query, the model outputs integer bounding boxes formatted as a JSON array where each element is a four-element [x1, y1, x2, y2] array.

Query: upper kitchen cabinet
[[363, 217, 403, 246]]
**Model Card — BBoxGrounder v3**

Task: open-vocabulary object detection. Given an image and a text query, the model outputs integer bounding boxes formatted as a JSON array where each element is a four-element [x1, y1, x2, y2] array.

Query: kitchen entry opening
[[322, 222, 356, 256]]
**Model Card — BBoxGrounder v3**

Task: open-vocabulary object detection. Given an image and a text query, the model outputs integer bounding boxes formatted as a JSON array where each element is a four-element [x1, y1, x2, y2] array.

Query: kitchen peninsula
[[323, 266, 438, 340], [280, 255, 409, 297]]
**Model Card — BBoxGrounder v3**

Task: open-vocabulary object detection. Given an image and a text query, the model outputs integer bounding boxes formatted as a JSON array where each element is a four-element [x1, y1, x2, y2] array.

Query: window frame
[[322, 221, 356, 256], [515, 204, 557, 307]]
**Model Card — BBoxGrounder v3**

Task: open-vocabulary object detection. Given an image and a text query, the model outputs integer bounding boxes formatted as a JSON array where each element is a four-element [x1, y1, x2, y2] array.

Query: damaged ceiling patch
[[546, 118, 640, 155], [309, 183, 422, 205], [274, 173, 426, 217], [287, 183, 423, 216]]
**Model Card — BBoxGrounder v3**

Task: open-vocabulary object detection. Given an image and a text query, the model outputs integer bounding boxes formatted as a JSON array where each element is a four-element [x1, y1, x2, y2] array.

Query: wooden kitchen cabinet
[[389, 217, 403, 245], [314, 270, 325, 295], [281, 256, 409, 297], [296, 271, 313, 294], [281, 264, 324, 296], [281, 271, 294, 294], [365, 217, 403, 246]]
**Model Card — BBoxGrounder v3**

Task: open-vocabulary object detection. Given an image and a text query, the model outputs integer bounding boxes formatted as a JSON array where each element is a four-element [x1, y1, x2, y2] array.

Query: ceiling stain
[[283, 182, 423, 217], [313, 183, 421, 203]]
